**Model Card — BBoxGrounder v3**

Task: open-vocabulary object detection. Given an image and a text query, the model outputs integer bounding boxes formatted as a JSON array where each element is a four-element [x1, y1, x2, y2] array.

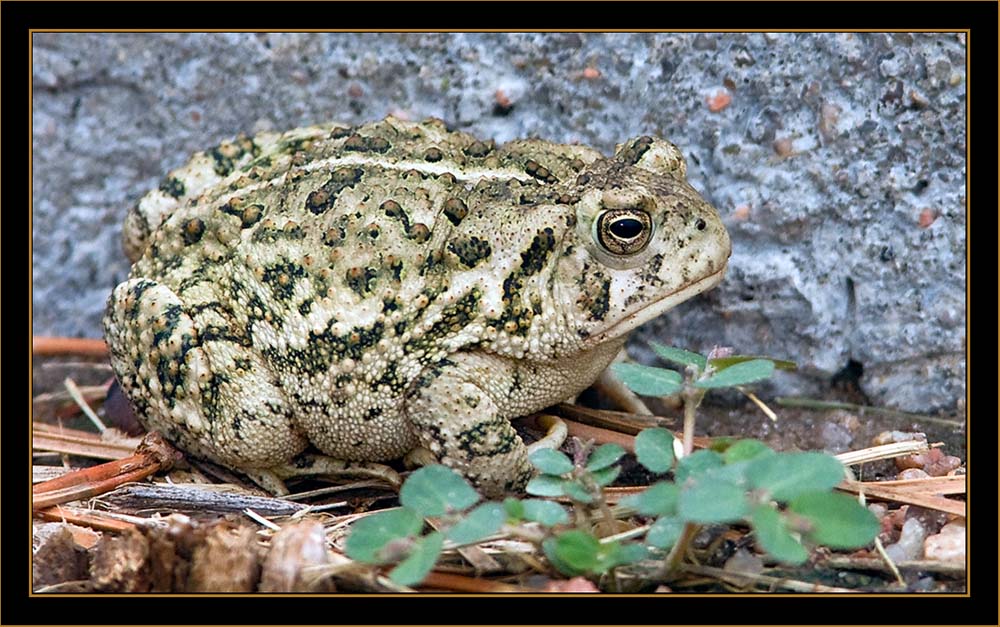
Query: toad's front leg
[[403, 354, 534, 497]]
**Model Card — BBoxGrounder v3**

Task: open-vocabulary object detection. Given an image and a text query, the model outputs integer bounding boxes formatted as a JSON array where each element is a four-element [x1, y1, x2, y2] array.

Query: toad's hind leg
[[104, 278, 310, 481], [404, 357, 534, 497]]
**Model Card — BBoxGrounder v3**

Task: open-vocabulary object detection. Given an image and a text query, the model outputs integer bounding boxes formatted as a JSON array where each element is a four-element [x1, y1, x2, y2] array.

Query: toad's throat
[[586, 262, 728, 346]]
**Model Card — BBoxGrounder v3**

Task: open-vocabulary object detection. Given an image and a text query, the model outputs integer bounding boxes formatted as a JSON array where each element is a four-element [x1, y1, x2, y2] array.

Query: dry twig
[[34, 504, 155, 533], [821, 556, 966, 576], [838, 480, 965, 517], [32, 336, 109, 357], [834, 440, 930, 466], [551, 403, 675, 434], [102, 483, 306, 517], [418, 570, 531, 593], [33, 422, 141, 460], [32, 432, 181, 511], [681, 563, 855, 593]]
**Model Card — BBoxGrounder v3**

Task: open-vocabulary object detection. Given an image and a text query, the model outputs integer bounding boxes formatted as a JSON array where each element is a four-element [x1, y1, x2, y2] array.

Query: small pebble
[[544, 576, 599, 592], [867, 503, 888, 519], [923, 520, 965, 562], [818, 102, 841, 142], [259, 520, 334, 592], [884, 517, 928, 562], [897, 468, 930, 480], [918, 207, 937, 228], [909, 89, 930, 108], [724, 548, 764, 576], [911, 576, 937, 592], [927, 454, 963, 476], [706, 89, 732, 112], [896, 448, 963, 476], [494, 89, 513, 109], [773, 137, 794, 156], [820, 421, 854, 451], [732, 204, 751, 220]]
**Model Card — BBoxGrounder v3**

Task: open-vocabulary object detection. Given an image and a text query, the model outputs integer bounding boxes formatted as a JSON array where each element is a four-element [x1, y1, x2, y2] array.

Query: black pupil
[[610, 217, 644, 239]]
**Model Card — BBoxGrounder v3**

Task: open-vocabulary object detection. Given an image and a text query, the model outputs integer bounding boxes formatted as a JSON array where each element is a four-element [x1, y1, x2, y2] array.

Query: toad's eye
[[595, 209, 653, 255]]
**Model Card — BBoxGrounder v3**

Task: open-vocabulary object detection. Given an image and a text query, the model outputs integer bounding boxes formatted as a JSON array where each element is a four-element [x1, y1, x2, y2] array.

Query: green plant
[[610, 344, 877, 572], [522, 443, 648, 584], [344, 344, 879, 589], [611, 342, 787, 456], [344, 464, 505, 586], [619, 431, 879, 567]]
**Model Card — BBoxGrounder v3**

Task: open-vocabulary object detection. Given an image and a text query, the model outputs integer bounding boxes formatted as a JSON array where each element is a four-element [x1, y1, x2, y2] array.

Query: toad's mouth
[[585, 261, 729, 347]]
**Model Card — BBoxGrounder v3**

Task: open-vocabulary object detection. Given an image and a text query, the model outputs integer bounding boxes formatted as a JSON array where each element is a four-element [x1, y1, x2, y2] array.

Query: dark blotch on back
[[343, 133, 391, 154], [381, 199, 411, 233], [346, 266, 377, 296], [305, 167, 364, 214], [525, 160, 557, 184], [261, 261, 307, 302], [252, 220, 306, 244], [182, 218, 205, 245], [619, 136, 654, 165], [443, 198, 469, 226], [159, 176, 186, 199], [463, 140, 495, 158], [520, 227, 556, 276], [408, 223, 431, 243], [209, 135, 258, 177], [323, 226, 346, 246], [329, 126, 353, 139], [447, 236, 492, 268], [220, 200, 264, 228]]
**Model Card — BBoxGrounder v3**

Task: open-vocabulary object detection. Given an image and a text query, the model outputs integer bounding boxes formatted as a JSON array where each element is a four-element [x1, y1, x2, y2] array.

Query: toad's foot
[[526, 414, 568, 454]]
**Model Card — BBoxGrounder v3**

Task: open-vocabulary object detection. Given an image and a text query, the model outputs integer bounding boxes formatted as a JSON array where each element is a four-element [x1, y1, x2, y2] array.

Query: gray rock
[[32, 32, 966, 413], [885, 517, 930, 562]]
